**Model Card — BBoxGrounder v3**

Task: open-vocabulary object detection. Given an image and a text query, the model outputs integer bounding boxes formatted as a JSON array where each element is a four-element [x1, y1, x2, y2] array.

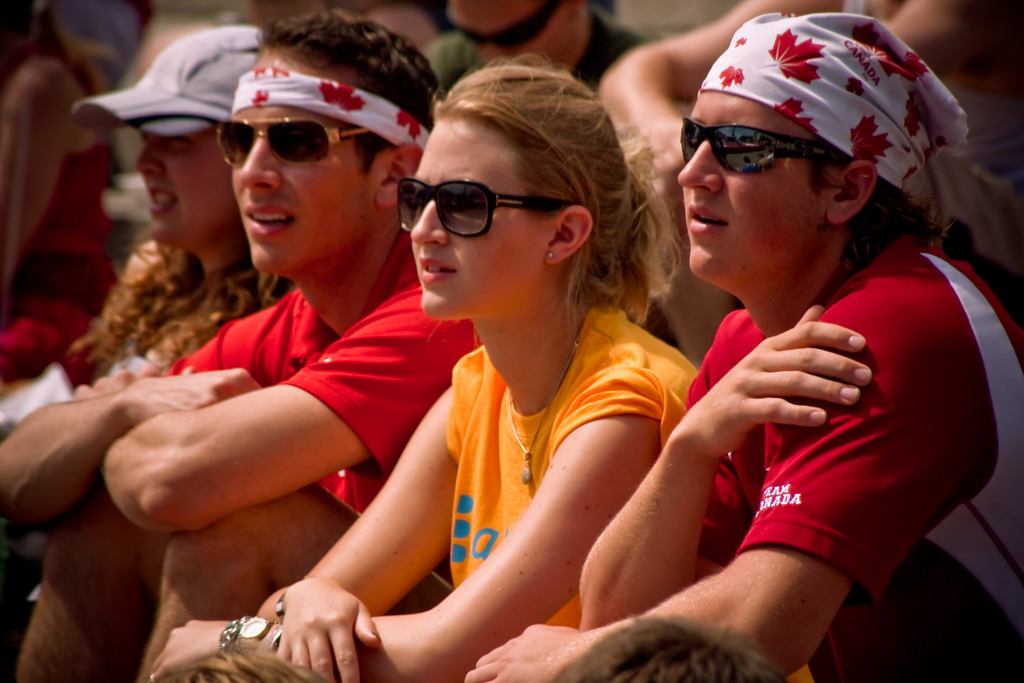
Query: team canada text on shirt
[[757, 482, 803, 515]]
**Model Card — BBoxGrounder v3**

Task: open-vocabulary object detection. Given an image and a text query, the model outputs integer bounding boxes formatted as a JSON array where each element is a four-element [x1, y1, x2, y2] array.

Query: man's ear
[[545, 205, 593, 264], [374, 143, 423, 210], [825, 159, 877, 226]]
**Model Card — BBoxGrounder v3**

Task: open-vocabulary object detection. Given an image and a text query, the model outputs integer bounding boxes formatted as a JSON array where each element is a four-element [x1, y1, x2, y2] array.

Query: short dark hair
[[812, 155, 944, 270], [555, 617, 786, 683], [259, 9, 438, 168]]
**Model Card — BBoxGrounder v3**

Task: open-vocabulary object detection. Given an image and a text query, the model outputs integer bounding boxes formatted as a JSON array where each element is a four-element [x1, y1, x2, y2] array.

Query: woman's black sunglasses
[[452, 0, 561, 47], [397, 178, 569, 237], [217, 119, 370, 165], [681, 118, 841, 173]]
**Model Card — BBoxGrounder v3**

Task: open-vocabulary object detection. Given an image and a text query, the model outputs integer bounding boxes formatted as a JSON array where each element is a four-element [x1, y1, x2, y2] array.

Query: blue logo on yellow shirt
[[451, 494, 502, 564]]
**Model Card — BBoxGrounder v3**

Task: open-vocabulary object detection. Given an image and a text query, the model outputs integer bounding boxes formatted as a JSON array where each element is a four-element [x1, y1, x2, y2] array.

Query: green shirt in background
[[426, 9, 647, 92]]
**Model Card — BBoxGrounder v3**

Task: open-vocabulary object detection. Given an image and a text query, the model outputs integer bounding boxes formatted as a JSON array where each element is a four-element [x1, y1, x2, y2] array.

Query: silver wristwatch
[[219, 616, 274, 652]]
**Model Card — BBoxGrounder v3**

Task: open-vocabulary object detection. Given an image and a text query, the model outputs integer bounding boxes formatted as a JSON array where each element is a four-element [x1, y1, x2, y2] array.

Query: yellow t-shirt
[[446, 307, 697, 626]]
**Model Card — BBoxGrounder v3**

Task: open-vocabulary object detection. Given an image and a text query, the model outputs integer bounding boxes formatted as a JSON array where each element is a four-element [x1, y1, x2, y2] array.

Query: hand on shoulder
[[676, 306, 872, 461]]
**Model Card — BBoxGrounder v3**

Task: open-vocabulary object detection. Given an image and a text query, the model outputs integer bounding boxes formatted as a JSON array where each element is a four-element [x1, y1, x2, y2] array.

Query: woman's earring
[[546, 251, 554, 259]]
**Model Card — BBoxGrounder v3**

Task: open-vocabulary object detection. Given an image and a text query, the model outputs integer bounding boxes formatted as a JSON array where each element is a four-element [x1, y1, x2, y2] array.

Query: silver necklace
[[507, 332, 581, 485]]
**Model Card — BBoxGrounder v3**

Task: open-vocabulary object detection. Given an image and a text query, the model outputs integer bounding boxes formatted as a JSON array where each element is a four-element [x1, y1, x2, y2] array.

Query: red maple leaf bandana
[[850, 115, 893, 162], [769, 30, 825, 83], [319, 81, 365, 111], [699, 13, 966, 186], [719, 66, 745, 88], [233, 68, 429, 149]]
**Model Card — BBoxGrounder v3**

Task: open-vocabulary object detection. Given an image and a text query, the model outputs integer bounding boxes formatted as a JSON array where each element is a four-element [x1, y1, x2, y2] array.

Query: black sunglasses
[[452, 0, 562, 47], [681, 118, 840, 173], [397, 178, 569, 237], [217, 119, 370, 165]]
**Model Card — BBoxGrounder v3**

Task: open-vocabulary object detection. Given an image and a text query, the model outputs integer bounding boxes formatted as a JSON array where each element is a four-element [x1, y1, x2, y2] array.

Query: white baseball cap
[[73, 24, 259, 136]]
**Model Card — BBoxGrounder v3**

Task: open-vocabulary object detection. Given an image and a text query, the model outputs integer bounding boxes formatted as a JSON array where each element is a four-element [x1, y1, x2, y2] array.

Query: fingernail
[[848, 334, 865, 350], [810, 409, 827, 424], [840, 386, 859, 403], [853, 367, 871, 384]]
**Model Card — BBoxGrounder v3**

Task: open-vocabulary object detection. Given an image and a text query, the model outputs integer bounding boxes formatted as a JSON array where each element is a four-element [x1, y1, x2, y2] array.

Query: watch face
[[240, 618, 269, 639]]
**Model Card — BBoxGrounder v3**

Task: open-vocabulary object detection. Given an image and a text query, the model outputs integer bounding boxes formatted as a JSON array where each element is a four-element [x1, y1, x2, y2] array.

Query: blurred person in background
[[427, 0, 645, 91], [53, 0, 153, 89], [245, 0, 443, 48], [0, 0, 116, 387]]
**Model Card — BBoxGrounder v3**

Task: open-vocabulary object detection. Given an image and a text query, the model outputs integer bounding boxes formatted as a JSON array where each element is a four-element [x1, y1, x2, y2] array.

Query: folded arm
[[469, 548, 850, 683], [0, 368, 256, 523], [650, 547, 851, 672], [103, 382, 371, 532], [581, 310, 869, 625], [151, 391, 457, 683], [0, 388, 137, 522]]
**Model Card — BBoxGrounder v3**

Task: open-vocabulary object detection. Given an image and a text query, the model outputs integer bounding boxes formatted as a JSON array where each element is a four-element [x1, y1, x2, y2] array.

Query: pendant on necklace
[[521, 465, 533, 485]]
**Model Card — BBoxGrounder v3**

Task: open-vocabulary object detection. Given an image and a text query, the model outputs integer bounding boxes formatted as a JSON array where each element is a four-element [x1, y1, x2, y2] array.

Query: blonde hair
[[434, 58, 678, 324], [161, 651, 327, 682]]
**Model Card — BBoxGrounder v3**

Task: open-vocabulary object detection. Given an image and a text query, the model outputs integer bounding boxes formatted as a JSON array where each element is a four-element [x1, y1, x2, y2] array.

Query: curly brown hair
[[73, 244, 290, 376]]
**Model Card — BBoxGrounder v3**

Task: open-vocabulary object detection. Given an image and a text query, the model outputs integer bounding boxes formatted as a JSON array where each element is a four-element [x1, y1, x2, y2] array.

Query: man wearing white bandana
[[599, 0, 1024, 365], [13, 11, 474, 683], [468, 13, 1023, 683]]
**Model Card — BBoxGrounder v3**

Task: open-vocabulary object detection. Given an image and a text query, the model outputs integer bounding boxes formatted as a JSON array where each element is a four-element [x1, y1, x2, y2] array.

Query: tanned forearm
[[0, 391, 140, 523], [600, 42, 685, 127], [579, 431, 718, 628], [1, 369, 260, 525], [645, 548, 851, 674]]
